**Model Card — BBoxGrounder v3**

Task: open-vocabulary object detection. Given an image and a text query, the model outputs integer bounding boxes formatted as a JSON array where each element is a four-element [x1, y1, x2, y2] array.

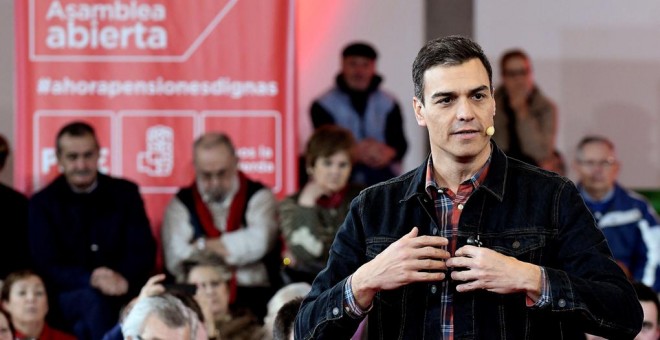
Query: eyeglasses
[[576, 158, 617, 169], [503, 68, 530, 78]]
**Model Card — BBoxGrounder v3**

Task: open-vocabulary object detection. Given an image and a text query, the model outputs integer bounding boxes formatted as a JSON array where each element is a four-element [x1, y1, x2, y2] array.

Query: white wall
[[476, 0, 660, 188], [297, 0, 427, 173]]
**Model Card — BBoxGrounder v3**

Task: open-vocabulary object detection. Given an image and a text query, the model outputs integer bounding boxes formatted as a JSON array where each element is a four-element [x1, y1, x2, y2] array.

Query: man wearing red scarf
[[162, 133, 280, 319]]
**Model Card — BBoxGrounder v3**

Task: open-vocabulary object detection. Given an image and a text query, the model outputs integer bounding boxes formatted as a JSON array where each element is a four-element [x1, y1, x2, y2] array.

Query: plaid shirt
[[343, 155, 550, 334], [425, 156, 491, 340]]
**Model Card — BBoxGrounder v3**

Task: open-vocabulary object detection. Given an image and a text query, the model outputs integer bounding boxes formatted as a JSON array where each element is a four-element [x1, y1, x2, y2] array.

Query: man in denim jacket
[[295, 36, 642, 339]]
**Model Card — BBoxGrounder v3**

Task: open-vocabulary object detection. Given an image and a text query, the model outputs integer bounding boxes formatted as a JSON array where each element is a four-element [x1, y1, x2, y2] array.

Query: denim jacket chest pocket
[[480, 231, 550, 263]]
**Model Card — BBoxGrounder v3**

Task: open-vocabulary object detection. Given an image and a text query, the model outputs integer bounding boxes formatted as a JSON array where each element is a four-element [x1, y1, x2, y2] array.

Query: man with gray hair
[[162, 132, 280, 319], [121, 293, 203, 340], [573, 135, 660, 291]]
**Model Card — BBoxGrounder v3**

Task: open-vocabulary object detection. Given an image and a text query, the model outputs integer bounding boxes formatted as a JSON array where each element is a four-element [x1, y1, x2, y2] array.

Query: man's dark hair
[[633, 282, 660, 324], [273, 297, 303, 340], [0, 134, 9, 171], [412, 35, 493, 105], [342, 42, 378, 60], [55, 121, 99, 155], [305, 125, 356, 169], [499, 49, 530, 75]]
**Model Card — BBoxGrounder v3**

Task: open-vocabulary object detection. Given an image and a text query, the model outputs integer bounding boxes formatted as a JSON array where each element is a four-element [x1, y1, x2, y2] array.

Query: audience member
[[1, 270, 75, 340], [574, 136, 660, 291], [310, 41, 408, 186], [0, 134, 31, 281], [182, 253, 264, 340], [493, 49, 557, 166], [539, 149, 566, 176], [162, 132, 280, 319], [263, 282, 311, 340], [0, 310, 12, 340], [101, 273, 206, 340], [279, 126, 362, 284], [272, 297, 303, 340], [121, 293, 206, 340], [296, 35, 642, 339], [28, 121, 156, 339], [634, 282, 660, 340]]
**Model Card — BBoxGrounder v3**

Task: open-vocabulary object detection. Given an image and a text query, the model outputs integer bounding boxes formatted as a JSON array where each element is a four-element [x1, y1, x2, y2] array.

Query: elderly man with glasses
[[574, 135, 660, 292]]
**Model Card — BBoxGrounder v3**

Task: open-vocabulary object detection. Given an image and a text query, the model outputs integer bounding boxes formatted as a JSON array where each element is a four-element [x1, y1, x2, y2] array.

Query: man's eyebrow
[[430, 85, 490, 100], [430, 91, 455, 100], [469, 85, 490, 94]]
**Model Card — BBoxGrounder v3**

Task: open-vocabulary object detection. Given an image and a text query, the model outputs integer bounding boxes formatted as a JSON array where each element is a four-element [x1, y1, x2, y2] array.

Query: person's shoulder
[[315, 86, 342, 101], [507, 157, 570, 185], [358, 167, 417, 198], [0, 182, 27, 202], [530, 86, 557, 112], [281, 191, 301, 204], [616, 185, 657, 210], [30, 175, 67, 202], [42, 323, 77, 340]]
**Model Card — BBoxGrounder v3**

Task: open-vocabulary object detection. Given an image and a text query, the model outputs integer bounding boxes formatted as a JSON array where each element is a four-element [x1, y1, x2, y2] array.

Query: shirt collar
[[579, 185, 615, 204], [425, 154, 492, 196], [69, 178, 98, 194]]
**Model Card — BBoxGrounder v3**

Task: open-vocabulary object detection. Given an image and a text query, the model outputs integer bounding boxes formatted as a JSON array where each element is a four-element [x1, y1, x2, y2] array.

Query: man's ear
[[413, 97, 426, 127]]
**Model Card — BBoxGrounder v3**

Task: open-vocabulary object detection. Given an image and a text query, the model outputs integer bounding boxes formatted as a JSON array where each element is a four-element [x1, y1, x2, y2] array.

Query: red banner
[[15, 0, 296, 267]]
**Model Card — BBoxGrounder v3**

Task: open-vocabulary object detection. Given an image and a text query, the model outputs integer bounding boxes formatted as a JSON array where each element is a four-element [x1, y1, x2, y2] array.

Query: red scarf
[[191, 171, 249, 303], [316, 185, 349, 209]]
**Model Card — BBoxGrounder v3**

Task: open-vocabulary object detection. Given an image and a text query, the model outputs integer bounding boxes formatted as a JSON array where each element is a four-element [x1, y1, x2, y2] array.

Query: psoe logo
[[28, 0, 238, 62]]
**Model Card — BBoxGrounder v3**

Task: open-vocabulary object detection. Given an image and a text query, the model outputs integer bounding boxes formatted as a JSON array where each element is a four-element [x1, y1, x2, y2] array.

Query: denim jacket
[[295, 143, 642, 340]]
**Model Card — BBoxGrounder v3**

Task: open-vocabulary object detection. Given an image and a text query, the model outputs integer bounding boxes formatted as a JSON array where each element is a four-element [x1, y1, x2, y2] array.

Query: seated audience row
[[1, 117, 660, 339]]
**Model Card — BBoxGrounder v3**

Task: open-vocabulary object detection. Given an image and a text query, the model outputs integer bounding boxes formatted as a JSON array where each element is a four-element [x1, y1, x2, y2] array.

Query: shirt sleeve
[[161, 197, 196, 278], [221, 188, 279, 266], [343, 274, 373, 319], [526, 266, 551, 308]]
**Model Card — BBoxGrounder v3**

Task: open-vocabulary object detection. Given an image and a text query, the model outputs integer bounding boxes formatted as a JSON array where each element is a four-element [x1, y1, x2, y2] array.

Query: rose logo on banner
[[137, 125, 174, 177]]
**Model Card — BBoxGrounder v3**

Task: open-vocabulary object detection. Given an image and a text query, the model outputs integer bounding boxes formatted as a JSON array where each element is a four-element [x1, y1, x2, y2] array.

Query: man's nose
[[73, 156, 87, 169], [456, 98, 475, 120]]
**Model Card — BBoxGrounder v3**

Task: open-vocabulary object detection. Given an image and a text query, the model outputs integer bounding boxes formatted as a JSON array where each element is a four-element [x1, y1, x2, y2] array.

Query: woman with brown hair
[[1, 270, 75, 340], [279, 125, 362, 284]]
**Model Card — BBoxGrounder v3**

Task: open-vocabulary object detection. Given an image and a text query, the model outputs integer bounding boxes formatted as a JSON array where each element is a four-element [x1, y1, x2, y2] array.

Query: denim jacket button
[[558, 299, 566, 307], [512, 240, 521, 249], [332, 307, 340, 316], [430, 285, 437, 294], [432, 227, 438, 235]]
